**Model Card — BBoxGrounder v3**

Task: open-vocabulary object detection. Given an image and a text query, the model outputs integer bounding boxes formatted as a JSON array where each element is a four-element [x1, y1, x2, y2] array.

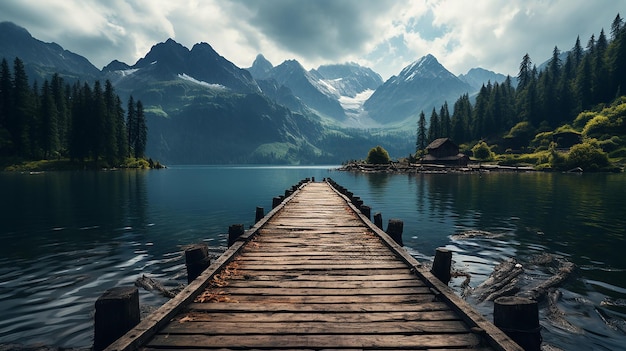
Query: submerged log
[[135, 274, 176, 298], [473, 258, 523, 302]]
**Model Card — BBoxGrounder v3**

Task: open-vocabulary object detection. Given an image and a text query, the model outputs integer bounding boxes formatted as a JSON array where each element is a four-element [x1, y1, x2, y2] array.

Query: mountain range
[[0, 21, 512, 164]]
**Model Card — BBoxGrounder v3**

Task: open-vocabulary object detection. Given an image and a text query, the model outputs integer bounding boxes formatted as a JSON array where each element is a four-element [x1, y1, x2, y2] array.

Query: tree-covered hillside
[[418, 14, 626, 170], [0, 57, 147, 168]]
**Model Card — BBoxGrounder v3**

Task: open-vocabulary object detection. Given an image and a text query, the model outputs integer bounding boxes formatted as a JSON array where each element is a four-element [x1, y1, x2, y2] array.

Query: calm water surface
[[0, 166, 625, 350]]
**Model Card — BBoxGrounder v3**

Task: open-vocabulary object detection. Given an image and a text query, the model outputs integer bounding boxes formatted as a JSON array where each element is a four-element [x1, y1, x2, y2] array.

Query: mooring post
[[431, 247, 452, 285], [94, 286, 140, 351], [386, 219, 404, 246], [255, 206, 264, 223], [185, 243, 210, 283], [285, 189, 293, 197], [494, 296, 542, 351], [228, 224, 245, 247], [360, 205, 371, 220], [373, 212, 383, 229], [272, 196, 282, 209]]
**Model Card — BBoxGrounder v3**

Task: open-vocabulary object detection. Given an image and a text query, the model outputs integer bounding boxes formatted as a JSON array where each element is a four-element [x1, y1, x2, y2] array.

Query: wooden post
[[272, 196, 282, 209], [228, 224, 245, 247], [285, 189, 293, 197], [360, 205, 371, 220], [185, 244, 210, 283], [431, 247, 452, 285], [494, 296, 542, 351], [386, 219, 404, 246], [94, 286, 140, 351], [373, 212, 383, 229], [255, 206, 264, 223], [311, 176, 315, 182]]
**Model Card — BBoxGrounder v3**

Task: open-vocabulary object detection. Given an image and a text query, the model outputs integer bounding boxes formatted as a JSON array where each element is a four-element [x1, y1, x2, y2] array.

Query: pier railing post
[[494, 296, 542, 351], [255, 206, 264, 223], [373, 212, 383, 229], [272, 196, 282, 209], [185, 244, 210, 283], [431, 247, 452, 285], [94, 286, 140, 351], [360, 205, 371, 220], [386, 219, 404, 246], [228, 224, 245, 247]]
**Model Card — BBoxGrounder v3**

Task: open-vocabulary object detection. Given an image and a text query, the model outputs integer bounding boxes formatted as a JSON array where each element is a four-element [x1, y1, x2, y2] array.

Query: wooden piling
[[431, 247, 452, 285], [360, 205, 371, 220], [386, 219, 404, 246], [255, 207, 265, 223], [272, 196, 282, 209], [494, 296, 541, 351], [228, 224, 245, 247], [373, 212, 383, 229], [94, 286, 140, 351], [185, 244, 210, 283]]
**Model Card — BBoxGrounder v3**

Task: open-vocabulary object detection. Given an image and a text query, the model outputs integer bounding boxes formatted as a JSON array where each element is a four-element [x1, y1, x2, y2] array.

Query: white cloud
[[0, 0, 622, 77]]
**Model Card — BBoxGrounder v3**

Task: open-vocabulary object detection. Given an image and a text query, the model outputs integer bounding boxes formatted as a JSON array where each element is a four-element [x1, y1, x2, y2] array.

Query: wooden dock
[[104, 180, 523, 351]]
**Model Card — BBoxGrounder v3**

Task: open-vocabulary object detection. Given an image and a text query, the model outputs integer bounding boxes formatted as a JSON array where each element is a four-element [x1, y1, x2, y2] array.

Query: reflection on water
[[0, 168, 625, 350]]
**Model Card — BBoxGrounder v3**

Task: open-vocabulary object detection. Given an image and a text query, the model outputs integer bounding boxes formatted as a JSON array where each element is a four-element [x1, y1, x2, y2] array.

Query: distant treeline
[[0, 57, 146, 166], [418, 13, 626, 152]]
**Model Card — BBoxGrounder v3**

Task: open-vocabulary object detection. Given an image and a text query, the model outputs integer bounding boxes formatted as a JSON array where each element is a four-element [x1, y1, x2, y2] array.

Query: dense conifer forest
[[417, 13, 626, 171], [0, 57, 148, 169]]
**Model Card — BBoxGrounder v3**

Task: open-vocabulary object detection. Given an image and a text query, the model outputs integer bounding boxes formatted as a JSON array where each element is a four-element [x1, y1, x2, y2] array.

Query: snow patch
[[119, 68, 139, 77], [178, 73, 229, 91], [338, 89, 374, 114]]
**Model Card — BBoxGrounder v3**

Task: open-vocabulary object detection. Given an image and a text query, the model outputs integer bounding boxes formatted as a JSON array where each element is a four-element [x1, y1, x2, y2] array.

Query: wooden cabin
[[422, 138, 469, 166]]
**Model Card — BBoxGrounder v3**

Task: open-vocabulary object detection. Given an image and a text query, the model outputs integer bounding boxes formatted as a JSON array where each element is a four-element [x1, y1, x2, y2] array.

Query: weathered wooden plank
[[194, 294, 435, 304], [162, 320, 470, 335], [175, 310, 460, 323], [217, 279, 424, 289], [147, 333, 482, 349], [186, 301, 450, 313], [201, 286, 431, 296]]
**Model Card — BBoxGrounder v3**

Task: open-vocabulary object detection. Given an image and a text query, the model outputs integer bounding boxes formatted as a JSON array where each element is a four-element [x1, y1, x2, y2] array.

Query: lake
[[1, 166, 625, 350]]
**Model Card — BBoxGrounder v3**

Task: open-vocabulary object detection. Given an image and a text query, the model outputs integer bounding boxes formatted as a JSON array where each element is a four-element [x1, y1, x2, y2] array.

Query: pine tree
[[127, 95, 136, 157], [473, 84, 489, 138], [439, 102, 451, 138], [50, 73, 69, 155], [572, 36, 584, 67], [11, 57, 33, 157], [593, 29, 611, 104], [451, 94, 472, 143], [0, 59, 12, 154], [134, 100, 147, 159], [40, 79, 59, 159], [611, 13, 623, 41], [576, 55, 593, 111], [115, 96, 128, 162], [103, 80, 119, 165], [416, 111, 427, 152], [517, 53, 533, 90], [427, 108, 439, 143], [90, 81, 106, 164]]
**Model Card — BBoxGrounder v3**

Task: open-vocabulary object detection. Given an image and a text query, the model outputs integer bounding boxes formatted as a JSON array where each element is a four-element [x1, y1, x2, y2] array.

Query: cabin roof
[[426, 138, 454, 150]]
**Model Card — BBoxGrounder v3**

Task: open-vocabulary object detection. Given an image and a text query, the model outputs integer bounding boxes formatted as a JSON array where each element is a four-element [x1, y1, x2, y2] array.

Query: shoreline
[[338, 161, 539, 174]]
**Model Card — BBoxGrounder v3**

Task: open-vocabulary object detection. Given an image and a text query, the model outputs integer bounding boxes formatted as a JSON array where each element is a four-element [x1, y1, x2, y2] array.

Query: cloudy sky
[[0, 0, 623, 79]]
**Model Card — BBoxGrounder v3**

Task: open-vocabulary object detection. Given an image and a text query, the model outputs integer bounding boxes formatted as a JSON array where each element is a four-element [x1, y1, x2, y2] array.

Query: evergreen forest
[[0, 57, 148, 169], [417, 13, 626, 171]]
